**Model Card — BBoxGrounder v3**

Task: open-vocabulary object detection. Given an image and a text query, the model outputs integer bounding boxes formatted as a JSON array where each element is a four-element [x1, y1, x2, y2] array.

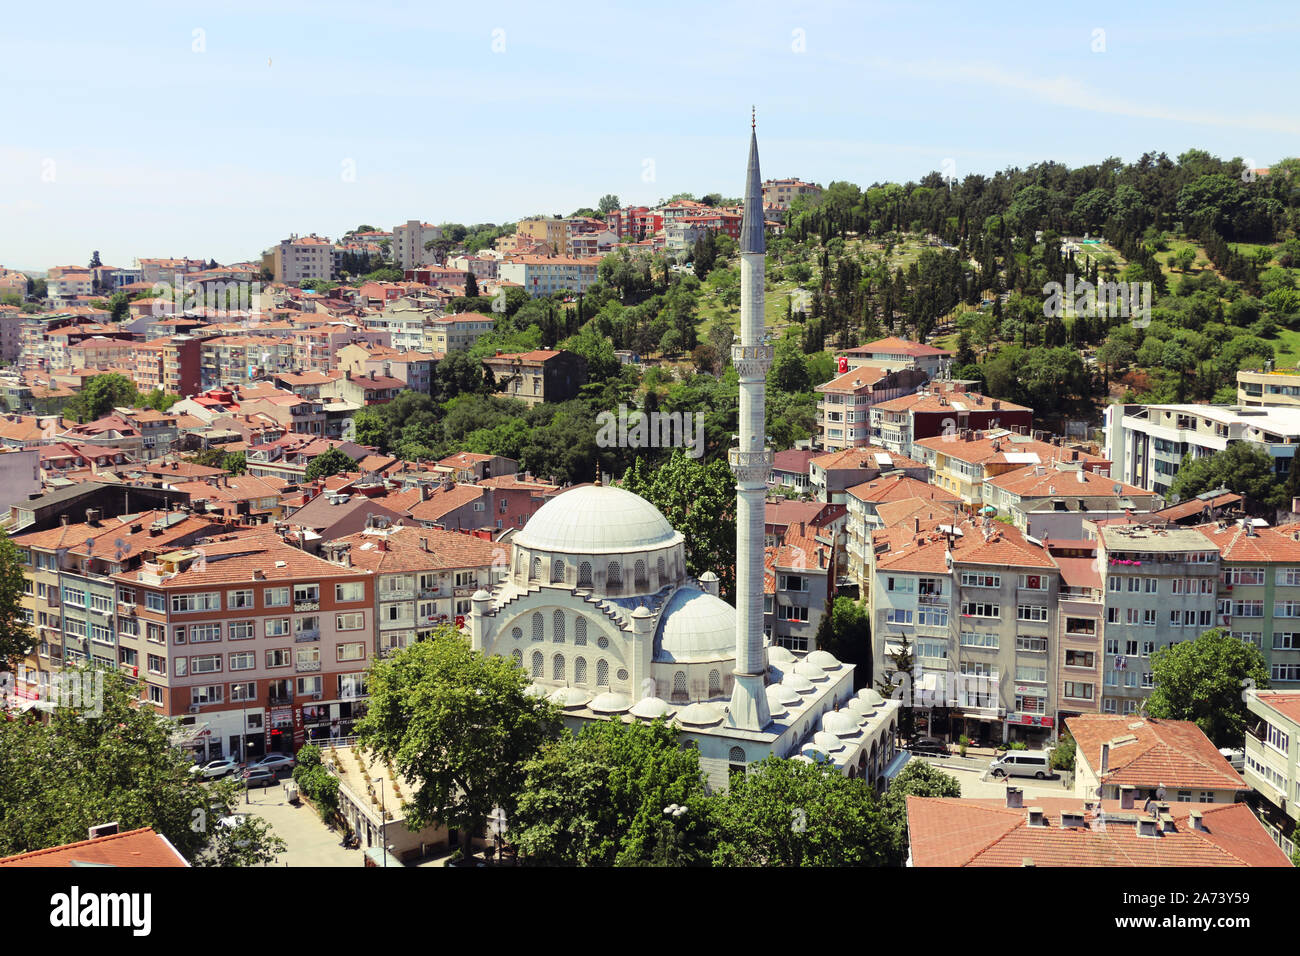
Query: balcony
[[295, 660, 321, 673], [381, 588, 414, 601], [917, 593, 946, 606], [294, 600, 320, 612], [418, 587, 441, 600], [294, 628, 321, 642], [269, 693, 293, 706]]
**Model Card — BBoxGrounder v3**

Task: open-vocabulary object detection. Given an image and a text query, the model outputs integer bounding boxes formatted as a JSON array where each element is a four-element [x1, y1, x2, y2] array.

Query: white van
[[989, 751, 1052, 779]]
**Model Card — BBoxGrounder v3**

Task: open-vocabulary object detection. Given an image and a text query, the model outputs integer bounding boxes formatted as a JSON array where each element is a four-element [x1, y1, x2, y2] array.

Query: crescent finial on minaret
[[751, 106, 755, 130]]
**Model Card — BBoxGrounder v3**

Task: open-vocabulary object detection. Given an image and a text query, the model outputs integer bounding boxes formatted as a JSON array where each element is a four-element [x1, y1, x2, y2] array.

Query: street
[[912, 754, 1076, 800]]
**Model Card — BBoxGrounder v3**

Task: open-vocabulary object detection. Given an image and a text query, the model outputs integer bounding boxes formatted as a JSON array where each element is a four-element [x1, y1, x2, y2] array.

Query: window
[[1015, 665, 1047, 683], [552, 611, 566, 642], [1019, 574, 1047, 591], [230, 682, 256, 701], [228, 589, 254, 609], [1106, 607, 1119, 624], [578, 562, 593, 588], [296, 676, 322, 696], [961, 602, 1000, 619], [886, 576, 914, 593], [596, 659, 609, 686], [961, 572, 999, 588], [1105, 638, 1119, 655], [335, 581, 365, 603], [1225, 567, 1265, 586], [1277, 568, 1300, 587], [191, 685, 223, 706], [90, 624, 112, 645], [917, 607, 948, 628], [1141, 671, 1154, 688], [1063, 681, 1094, 700], [1168, 609, 1182, 627], [191, 655, 222, 674], [172, 592, 220, 613], [606, 561, 622, 592], [782, 574, 808, 592], [337, 642, 365, 662], [336, 612, 365, 631], [531, 651, 542, 678], [294, 584, 319, 605], [190, 623, 221, 643], [1265, 722, 1291, 755], [1233, 600, 1264, 618], [1273, 632, 1300, 650], [1276, 601, 1300, 619], [1065, 650, 1095, 668], [266, 648, 291, 668], [147, 654, 166, 675], [779, 605, 810, 622], [917, 639, 948, 660], [145, 592, 165, 613], [1016, 636, 1048, 653], [229, 652, 255, 671], [265, 618, 290, 638], [1017, 605, 1048, 623], [885, 608, 913, 626], [229, 621, 255, 641], [264, 587, 290, 607], [959, 632, 999, 649]]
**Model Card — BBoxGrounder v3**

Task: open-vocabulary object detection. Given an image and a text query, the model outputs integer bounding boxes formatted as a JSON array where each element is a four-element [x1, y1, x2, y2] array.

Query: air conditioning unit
[[312, 692, 322, 701], [189, 704, 200, 713]]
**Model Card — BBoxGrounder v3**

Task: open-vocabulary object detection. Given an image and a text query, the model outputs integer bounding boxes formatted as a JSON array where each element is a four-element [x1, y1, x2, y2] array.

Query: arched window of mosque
[[672, 671, 687, 702], [606, 561, 622, 593], [550, 558, 565, 584], [708, 669, 722, 697], [656, 556, 666, 583], [578, 561, 592, 589], [616, 668, 628, 683], [552, 611, 565, 643], [596, 635, 609, 650], [596, 659, 609, 686], [531, 556, 541, 580], [634, 560, 648, 589], [511, 626, 522, 643], [728, 746, 746, 780], [553, 654, 565, 681], [531, 613, 543, 642], [574, 657, 587, 684], [574, 617, 587, 646], [510, 649, 522, 668], [531, 651, 542, 678]]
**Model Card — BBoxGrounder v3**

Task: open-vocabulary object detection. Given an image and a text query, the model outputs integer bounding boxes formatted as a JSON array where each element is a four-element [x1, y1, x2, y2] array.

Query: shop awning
[[881, 750, 912, 780]]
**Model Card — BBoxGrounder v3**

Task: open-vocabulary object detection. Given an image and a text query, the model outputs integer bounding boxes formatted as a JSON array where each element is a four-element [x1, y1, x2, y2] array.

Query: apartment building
[[869, 514, 1061, 746], [200, 336, 297, 388], [1105, 402, 1300, 496], [913, 429, 1109, 507], [1237, 368, 1300, 408], [982, 461, 1160, 540], [1095, 523, 1220, 715], [391, 220, 443, 270], [425, 313, 495, 354], [871, 388, 1032, 459], [815, 365, 930, 451], [761, 177, 823, 211], [843, 475, 960, 589], [1069, 714, 1248, 804], [1243, 689, 1300, 854], [10, 509, 226, 708], [515, 218, 569, 254], [320, 521, 506, 658], [763, 523, 833, 653], [1197, 520, 1300, 689], [273, 234, 334, 284], [836, 336, 952, 378], [807, 446, 928, 504], [497, 255, 601, 298], [120, 532, 375, 760], [1052, 540, 1104, 720], [482, 349, 588, 407]]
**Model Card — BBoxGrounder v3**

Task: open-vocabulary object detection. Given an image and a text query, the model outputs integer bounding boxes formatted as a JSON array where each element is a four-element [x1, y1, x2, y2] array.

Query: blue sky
[[2, 0, 1297, 270]]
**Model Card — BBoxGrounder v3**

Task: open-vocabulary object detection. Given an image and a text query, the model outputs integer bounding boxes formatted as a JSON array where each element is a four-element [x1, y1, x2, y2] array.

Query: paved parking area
[[913, 755, 1075, 800], [232, 776, 362, 867]]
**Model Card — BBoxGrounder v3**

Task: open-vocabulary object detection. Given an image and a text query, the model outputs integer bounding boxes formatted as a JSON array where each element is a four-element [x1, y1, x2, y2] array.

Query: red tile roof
[[0, 827, 189, 867], [1066, 715, 1248, 792]]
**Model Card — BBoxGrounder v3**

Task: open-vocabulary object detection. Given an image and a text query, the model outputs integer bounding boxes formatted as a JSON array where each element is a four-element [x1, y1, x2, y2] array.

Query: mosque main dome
[[513, 485, 682, 554]]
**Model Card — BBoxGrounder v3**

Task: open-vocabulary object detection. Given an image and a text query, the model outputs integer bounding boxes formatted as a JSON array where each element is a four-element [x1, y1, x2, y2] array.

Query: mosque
[[469, 120, 900, 791]]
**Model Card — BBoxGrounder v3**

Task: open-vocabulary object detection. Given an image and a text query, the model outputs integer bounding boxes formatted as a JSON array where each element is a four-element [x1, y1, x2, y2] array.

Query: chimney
[[1100, 742, 1110, 777], [1026, 807, 1046, 827], [252, 569, 265, 580], [377, 539, 388, 552], [60, 514, 69, 526], [85, 508, 101, 526], [87, 822, 120, 840], [1005, 786, 1024, 809], [1021, 857, 1035, 867], [1189, 810, 1206, 832], [1137, 817, 1161, 838], [1060, 810, 1086, 829], [1118, 785, 1136, 810]]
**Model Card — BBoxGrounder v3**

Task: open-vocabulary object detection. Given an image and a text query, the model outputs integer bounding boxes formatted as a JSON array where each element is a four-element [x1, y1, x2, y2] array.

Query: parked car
[[909, 736, 950, 756], [1218, 747, 1245, 772], [241, 768, 278, 788], [189, 758, 241, 780], [989, 751, 1053, 779], [246, 753, 295, 773]]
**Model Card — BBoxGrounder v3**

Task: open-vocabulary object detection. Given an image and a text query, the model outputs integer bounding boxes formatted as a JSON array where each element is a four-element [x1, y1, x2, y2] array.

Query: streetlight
[[379, 778, 387, 868]]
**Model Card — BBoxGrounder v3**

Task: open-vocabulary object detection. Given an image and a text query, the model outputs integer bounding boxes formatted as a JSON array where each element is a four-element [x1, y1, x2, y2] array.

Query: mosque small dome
[[794, 660, 829, 682], [677, 701, 724, 726], [767, 645, 796, 666], [590, 691, 632, 714], [629, 696, 675, 720], [806, 650, 840, 670], [782, 672, 815, 694], [548, 686, 592, 709]]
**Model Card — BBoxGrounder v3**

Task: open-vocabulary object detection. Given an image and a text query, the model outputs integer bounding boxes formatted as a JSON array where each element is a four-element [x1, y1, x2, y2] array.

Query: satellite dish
[[1112, 483, 1123, 497], [1168, 493, 1181, 505]]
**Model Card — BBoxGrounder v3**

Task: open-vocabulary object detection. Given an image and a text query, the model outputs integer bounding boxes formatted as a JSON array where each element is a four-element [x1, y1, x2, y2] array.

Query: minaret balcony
[[731, 344, 773, 377], [729, 448, 773, 482]]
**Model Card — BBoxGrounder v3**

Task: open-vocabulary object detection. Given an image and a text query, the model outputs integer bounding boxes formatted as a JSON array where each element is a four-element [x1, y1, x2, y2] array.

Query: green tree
[[304, 447, 357, 482], [879, 761, 961, 865], [812, 596, 872, 686], [0, 666, 282, 862], [1049, 729, 1077, 772], [1168, 442, 1288, 510], [0, 531, 33, 667], [355, 627, 562, 858], [202, 815, 288, 868], [620, 451, 737, 597], [1146, 629, 1271, 746], [465, 272, 480, 298], [66, 373, 138, 422], [511, 718, 711, 866], [709, 756, 893, 866], [222, 451, 247, 475], [598, 194, 621, 215]]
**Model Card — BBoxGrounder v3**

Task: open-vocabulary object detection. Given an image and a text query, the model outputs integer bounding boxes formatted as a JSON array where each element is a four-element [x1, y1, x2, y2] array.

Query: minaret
[[727, 111, 773, 732]]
